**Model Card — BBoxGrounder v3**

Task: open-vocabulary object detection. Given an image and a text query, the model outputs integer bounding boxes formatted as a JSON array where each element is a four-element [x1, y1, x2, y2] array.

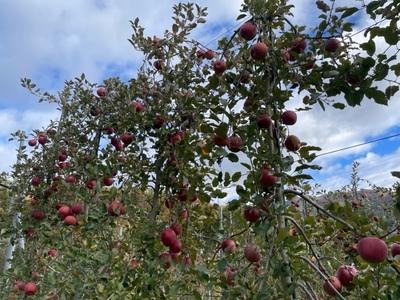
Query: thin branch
[[297, 282, 317, 300]]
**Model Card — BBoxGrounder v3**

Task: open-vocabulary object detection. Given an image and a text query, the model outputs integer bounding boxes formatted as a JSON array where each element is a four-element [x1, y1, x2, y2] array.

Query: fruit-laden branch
[[297, 282, 317, 300], [284, 216, 328, 276], [283, 189, 354, 231], [379, 223, 400, 239], [298, 256, 346, 300]]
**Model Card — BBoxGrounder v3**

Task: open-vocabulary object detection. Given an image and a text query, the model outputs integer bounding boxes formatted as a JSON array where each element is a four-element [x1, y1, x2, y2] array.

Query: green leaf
[[341, 7, 359, 18], [374, 63, 389, 80], [384, 27, 399, 45], [228, 199, 241, 211], [316, 1, 330, 12], [385, 86, 399, 99], [209, 75, 220, 90], [365, 88, 388, 105], [227, 153, 239, 162], [391, 171, 400, 179], [332, 102, 346, 109], [236, 14, 247, 21], [360, 40, 376, 56], [197, 18, 206, 23], [193, 290, 202, 300], [390, 63, 400, 77], [172, 24, 179, 33], [277, 227, 290, 242], [232, 172, 242, 182]]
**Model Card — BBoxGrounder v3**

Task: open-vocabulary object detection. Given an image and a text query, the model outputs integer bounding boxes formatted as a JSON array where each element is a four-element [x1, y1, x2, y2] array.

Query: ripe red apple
[[204, 49, 216, 60], [213, 59, 226, 73], [284, 135, 301, 152], [291, 37, 307, 53], [240, 22, 257, 40], [90, 106, 101, 116], [179, 208, 188, 219], [250, 42, 268, 60], [103, 177, 114, 186], [25, 229, 35, 237], [170, 223, 182, 235], [121, 133, 133, 145], [48, 249, 57, 257], [161, 228, 177, 246], [129, 259, 138, 270], [392, 243, 400, 258], [107, 201, 124, 216], [58, 206, 71, 219], [153, 115, 165, 129], [323, 276, 342, 296], [257, 114, 272, 128], [351, 199, 359, 207], [213, 134, 228, 147], [325, 38, 341, 52], [160, 252, 172, 268], [71, 203, 83, 215], [28, 139, 37, 147], [336, 265, 357, 287], [86, 180, 96, 190], [304, 56, 316, 70], [244, 244, 261, 262], [153, 60, 164, 70], [281, 110, 297, 125], [183, 256, 192, 265], [15, 281, 25, 291], [169, 239, 182, 253], [64, 215, 77, 225], [97, 88, 106, 97], [65, 175, 77, 183], [170, 132, 183, 145], [111, 137, 120, 147], [280, 49, 290, 61], [38, 134, 47, 145], [131, 101, 144, 112], [221, 266, 236, 285], [164, 197, 175, 209], [243, 98, 254, 110], [196, 49, 206, 58], [373, 216, 379, 222], [258, 168, 277, 189], [24, 282, 37, 296], [31, 176, 41, 186], [32, 210, 44, 220], [358, 237, 388, 263], [244, 208, 260, 223], [227, 135, 242, 152], [221, 239, 236, 254]]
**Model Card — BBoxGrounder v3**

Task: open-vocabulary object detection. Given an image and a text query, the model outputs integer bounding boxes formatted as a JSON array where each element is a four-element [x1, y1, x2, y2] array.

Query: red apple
[[58, 206, 71, 219], [213, 134, 228, 147], [31, 176, 41, 186], [48, 249, 57, 257], [323, 276, 342, 296], [239, 22, 257, 40], [221, 239, 236, 254], [183, 256, 192, 265], [244, 244, 261, 262], [204, 49, 216, 60], [336, 265, 357, 287], [258, 168, 277, 189], [170, 223, 182, 235], [392, 243, 400, 257], [281, 110, 297, 125], [86, 180, 96, 190], [250, 42, 268, 60], [160, 252, 172, 268], [257, 114, 272, 128], [213, 59, 226, 73], [373, 216, 379, 222], [121, 133, 133, 145], [103, 177, 114, 186], [32, 210, 44, 220], [90, 106, 100, 116], [170, 132, 183, 145], [15, 281, 25, 291], [169, 239, 182, 253], [24, 282, 37, 296], [196, 49, 206, 58], [161, 228, 177, 246], [280, 49, 290, 61], [71, 203, 83, 215], [131, 101, 144, 112], [244, 208, 260, 223], [179, 209, 188, 219], [111, 137, 120, 147], [65, 175, 77, 183], [221, 266, 236, 285], [107, 201, 124, 216], [38, 134, 47, 145], [153, 115, 165, 129], [358, 237, 388, 263], [28, 139, 37, 147], [64, 215, 77, 225], [325, 38, 341, 52], [351, 199, 359, 207], [284, 135, 301, 152], [304, 56, 316, 70], [97, 88, 106, 97], [243, 98, 254, 110], [153, 60, 164, 70], [227, 135, 242, 152], [291, 37, 307, 53], [129, 259, 138, 270]]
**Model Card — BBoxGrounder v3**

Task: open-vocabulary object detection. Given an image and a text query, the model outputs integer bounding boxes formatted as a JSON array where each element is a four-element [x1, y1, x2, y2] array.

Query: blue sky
[[0, 0, 399, 195]]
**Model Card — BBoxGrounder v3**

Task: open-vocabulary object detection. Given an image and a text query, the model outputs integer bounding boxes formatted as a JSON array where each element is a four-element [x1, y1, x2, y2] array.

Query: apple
[[121, 133, 133, 145], [58, 153, 67, 161], [169, 239, 182, 253], [129, 259, 138, 270], [213, 134, 228, 147], [373, 216, 379, 222], [90, 106, 101, 117], [58, 162, 67, 169], [179, 209, 188, 219], [183, 256, 192, 265], [24, 282, 37, 296], [104, 126, 114, 134], [345, 74, 361, 85], [250, 42, 268, 60], [164, 197, 175, 209], [392, 243, 400, 257], [25, 229, 35, 237], [351, 199, 358, 207], [291, 37, 307, 53], [15, 281, 25, 291], [114, 141, 123, 151], [284, 135, 301, 152], [38, 134, 47, 145], [31, 176, 41, 186], [65, 175, 77, 183], [154, 60, 164, 70], [243, 98, 254, 110], [304, 56, 316, 70], [213, 59, 226, 73], [258, 168, 277, 189], [97, 87, 106, 97], [221, 266, 236, 285], [281, 110, 297, 125], [71, 203, 83, 215], [32, 210, 44, 220], [48, 249, 57, 257], [257, 114, 272, 128], [196, 49, 206, 58], [358, 237, 388, 263], [160, 252, 172, 268], [131, 101, 144, 112], [86, 180, 96, 190], [161, 228, 177, 246], [244, 208, 260, 223], [280, 49, 290, 61], [28, 139, 37, 147], [107, 201, 125, 216], [322, 276, 342, 296], [336, 265, 357, 287], [221, 239, 236, 254], [111, 137, 120, 147], [239, 22, 257, 40], [64, 215, 77, 225], [227, 135, 242, 152], [244, 244, 261, 262], [153, 115, 165, 129], [170, 132, 183, 145], [170, 223, 182, 235], [325, 38, 341, 52], [103, 177, 114, 186], [58, 206, 71, 219], [177, 185, 188, 201], [204, 49, 216, 59]]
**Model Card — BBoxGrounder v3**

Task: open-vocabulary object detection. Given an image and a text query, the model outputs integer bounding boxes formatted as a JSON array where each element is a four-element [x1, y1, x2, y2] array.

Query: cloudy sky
[[0, 0, 399, 194]]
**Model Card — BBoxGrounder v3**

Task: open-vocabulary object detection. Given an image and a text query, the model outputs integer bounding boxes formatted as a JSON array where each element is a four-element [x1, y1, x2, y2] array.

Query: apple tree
[[2, 0, 400, 299]]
